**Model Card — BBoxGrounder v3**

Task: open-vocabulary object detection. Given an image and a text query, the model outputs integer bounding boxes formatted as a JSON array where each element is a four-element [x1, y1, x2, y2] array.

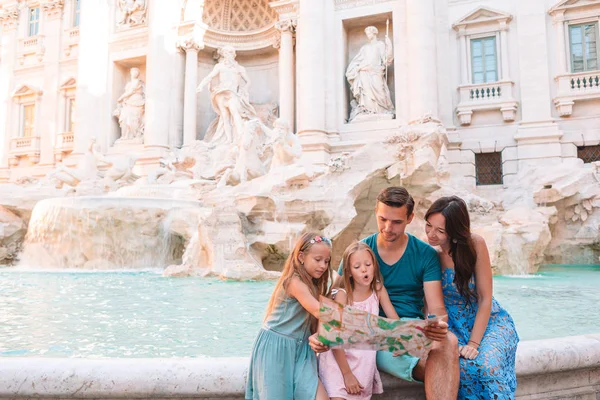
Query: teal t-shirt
[[338, 233, 442, 319]]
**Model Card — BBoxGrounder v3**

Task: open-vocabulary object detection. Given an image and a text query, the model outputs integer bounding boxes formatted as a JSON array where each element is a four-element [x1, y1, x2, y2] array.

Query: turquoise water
[[0, 266, 598, 358]]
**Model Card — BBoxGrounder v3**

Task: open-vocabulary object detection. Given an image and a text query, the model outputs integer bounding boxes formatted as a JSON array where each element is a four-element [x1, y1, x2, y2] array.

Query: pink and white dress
[[318, 290, 384, 400]]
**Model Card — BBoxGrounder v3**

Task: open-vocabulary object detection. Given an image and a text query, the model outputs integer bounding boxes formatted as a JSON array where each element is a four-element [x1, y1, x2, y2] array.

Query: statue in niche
[[113, 67, 145, 144], [346, 25, 394, 122], [197, 45, 258, 146], [268, 119, 302, 169], [117, 0, 147, 29]]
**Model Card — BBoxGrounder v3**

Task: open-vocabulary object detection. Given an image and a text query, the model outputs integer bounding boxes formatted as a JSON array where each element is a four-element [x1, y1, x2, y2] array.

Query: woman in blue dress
[[425, 196, 519, 399]]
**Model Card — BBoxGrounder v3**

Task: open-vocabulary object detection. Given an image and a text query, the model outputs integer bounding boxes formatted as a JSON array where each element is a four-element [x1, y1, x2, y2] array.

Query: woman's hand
[[342, 371, 364, 395], [459, 344, 479, 360]]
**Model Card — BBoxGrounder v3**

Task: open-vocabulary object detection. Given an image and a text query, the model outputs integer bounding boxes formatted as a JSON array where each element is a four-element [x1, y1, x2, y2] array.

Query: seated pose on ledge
[[425, 196, 519, 399], [245, 232, 332, 400], [318, 241, 400, 400], [310, 186, 460, 400]]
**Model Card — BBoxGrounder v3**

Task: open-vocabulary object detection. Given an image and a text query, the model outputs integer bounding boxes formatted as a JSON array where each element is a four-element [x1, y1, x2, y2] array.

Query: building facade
[[0, 0, 599, 189]]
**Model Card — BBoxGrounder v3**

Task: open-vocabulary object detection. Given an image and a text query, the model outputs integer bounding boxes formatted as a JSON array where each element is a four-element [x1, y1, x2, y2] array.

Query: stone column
[[275, 18, 296, 129], [168, 48, 185, 148], [553, 11, 567, 75], [295, 0, 325, 136], [180, 38, 201, 146], [0, 4, 20, 178], [500, 23, 510, 80], [406, 0, 438, 120], [73, 0, 110, 156], [38, 0, 64, 168], [458, 28, 468, 85], [144, 0, 179, 152]]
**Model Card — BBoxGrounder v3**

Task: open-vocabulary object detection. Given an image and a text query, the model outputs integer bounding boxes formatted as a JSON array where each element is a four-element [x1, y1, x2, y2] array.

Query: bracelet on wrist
[[468, 340, 480, 346]]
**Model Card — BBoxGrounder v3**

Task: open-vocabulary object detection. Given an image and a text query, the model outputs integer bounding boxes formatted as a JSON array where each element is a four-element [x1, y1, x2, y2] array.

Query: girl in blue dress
[[425, 196, 519, 399], [245, 232, 332, 400]]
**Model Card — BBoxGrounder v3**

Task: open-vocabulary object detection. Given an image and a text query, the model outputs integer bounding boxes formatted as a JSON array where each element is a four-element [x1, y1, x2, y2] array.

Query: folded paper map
[[317, 296, 432, 358]]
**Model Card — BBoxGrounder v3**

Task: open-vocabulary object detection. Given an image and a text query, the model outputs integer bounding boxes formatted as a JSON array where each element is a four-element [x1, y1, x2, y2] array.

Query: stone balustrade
[[554, 71, 600, 117], [17, 35, 45, 65], [0, 334, 598, 399], [456, 80, 518, 125], [63, 27, 80, 57], [54, 131, 74, 162], [8, 136, 41, 165]]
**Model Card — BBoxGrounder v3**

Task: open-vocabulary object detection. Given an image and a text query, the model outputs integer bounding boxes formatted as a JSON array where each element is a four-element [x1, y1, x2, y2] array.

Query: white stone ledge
[[0, 335, 599, 399]]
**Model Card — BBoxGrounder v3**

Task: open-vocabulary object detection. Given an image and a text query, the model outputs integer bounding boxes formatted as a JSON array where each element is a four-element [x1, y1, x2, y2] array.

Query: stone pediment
[[59, 77, 77, 91], [453, 7, 512, 31], [548, 0, 600, 15], [11, 84, 42, 99]]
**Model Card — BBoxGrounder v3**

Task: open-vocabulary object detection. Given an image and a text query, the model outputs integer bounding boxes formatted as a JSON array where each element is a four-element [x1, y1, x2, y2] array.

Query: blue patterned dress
[[442, 268, 519, 399]]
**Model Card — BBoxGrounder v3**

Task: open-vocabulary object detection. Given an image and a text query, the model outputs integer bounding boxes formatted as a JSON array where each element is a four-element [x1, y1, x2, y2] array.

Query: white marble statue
[[117, 0, 147, 29], [197, 45, 258, 145], [268, 119, 301, 169], [346, 25, 394, 122], [47, 139, 110, 188], [113, 67, 145, 143]]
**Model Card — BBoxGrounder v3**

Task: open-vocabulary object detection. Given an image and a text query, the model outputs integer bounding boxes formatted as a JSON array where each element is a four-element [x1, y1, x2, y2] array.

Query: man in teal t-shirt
[[311, 187, 459, 399]]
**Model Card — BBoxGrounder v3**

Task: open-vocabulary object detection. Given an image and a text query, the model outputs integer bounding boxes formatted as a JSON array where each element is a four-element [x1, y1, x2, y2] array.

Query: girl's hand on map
[[459, 344, 479, 360], [308, 333, 329, 354], [343, 371, 364, 395]]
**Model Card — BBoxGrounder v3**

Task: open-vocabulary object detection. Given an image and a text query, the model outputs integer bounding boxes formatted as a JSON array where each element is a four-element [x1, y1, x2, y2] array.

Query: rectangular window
[[475, 152, 503, 185], [74, 0, 81, 27], [577, 145, 600, 164], [569, 23, 599, 72], [471, 36, 498, 84], [28, 7, 40, 37], [67, 98, 76, 132], [22, 104, 36, 137]]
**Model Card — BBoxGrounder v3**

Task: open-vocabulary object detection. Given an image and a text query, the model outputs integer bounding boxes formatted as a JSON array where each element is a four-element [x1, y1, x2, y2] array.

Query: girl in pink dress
[[319, 242, 400, 400]]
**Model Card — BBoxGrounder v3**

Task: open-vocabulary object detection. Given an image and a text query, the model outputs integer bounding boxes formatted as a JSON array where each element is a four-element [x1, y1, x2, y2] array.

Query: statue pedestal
[[349, 113, 394, 123]]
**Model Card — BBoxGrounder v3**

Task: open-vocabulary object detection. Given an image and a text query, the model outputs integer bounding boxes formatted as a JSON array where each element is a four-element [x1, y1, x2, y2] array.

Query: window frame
[[568, 21, 600, 73], [470, 35, 500, 84], [475, 151, 503, 186], [73, 0, 81, 27], [28, 7, 40, 37], [21, 103, 36, 138]]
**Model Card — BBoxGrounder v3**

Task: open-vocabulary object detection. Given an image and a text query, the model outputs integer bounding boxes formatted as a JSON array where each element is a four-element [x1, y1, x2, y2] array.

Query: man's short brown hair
[[376, 186, 415, 215]]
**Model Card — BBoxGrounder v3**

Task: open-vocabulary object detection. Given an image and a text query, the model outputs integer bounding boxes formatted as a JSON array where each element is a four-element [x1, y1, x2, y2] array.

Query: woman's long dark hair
[[425, 196, 477, 304]]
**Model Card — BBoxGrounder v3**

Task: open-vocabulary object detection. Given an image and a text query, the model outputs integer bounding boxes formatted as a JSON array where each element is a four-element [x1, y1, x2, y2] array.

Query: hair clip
[[310, 235, 331, 245]]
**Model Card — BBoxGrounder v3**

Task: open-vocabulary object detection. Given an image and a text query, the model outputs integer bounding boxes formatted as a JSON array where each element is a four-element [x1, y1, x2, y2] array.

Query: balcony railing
[[54, 132, 74, 162], [554, 71, 600, 117], [17, 35, 45, 65], [9, 136, 41, 165], [63, 27, 80, 57], [456, 80, 518, 125]]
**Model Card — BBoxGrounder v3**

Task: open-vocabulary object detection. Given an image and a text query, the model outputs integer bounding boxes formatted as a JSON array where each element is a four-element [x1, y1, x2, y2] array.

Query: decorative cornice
[[549, 0, 600, 16], [178, 36, 202, 52], [0, 5, 20, 31], [452, 6, 513, 31], [274, 17, 296, 33], [41, 0, 65, 20], [204, 24, 279, 51], [334, 0, 393, 11]]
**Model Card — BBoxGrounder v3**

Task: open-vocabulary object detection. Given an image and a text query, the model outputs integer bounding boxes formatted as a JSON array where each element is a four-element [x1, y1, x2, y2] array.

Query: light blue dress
[[443, 268, 519, 399], [245, 291, 317, 400]]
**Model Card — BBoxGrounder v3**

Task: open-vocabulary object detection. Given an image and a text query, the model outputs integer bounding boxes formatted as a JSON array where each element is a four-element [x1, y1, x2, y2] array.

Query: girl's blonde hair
[[335, 242, 383, 305], [264, 232, 332, 327]]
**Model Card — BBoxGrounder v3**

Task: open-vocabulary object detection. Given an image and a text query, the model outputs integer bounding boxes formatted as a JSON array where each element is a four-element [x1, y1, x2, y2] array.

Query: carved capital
[[275, 18, 297, 33], [41, 0, 65, 20], [178, 37, 202, 53], [0, 6, 19, 31]]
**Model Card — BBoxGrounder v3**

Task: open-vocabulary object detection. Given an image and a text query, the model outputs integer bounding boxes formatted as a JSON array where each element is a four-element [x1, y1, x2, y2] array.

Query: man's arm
[[423, 281, 449, 342]]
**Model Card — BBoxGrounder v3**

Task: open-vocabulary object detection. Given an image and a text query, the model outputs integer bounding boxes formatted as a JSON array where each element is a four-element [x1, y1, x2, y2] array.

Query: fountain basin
[[0, 335, 599, 399]]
